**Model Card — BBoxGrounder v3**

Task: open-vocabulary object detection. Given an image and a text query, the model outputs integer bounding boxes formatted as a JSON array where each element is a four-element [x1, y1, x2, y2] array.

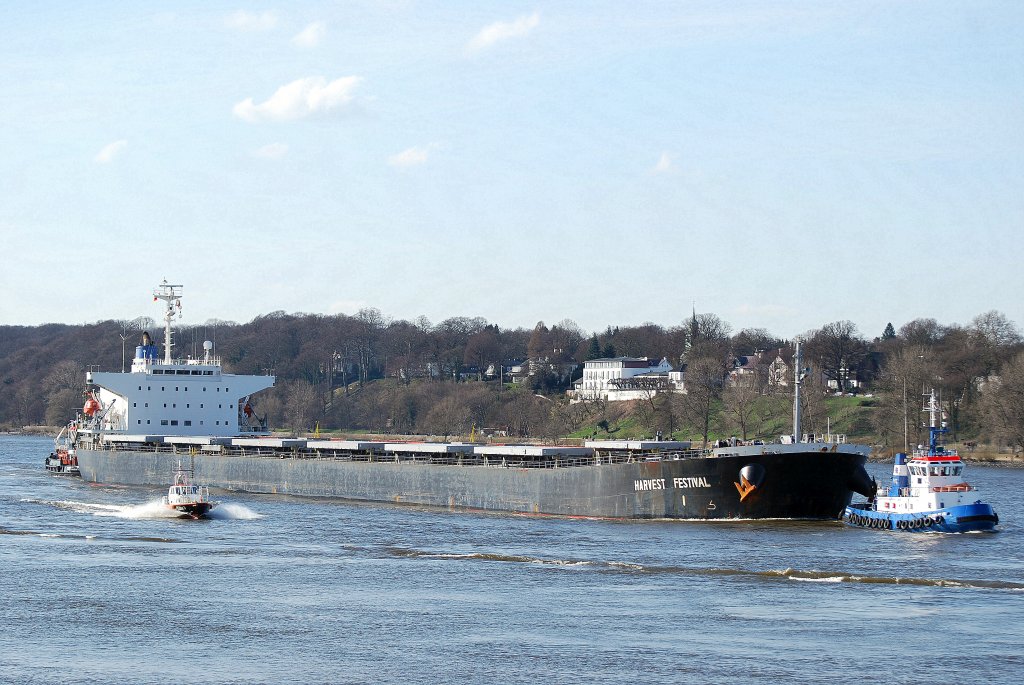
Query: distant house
[[501, 357, 577, 385], [766, 349, 791, 388], [723, 348, 794, 391], [570, 357, 674, 402], [727, 353, 763, 388], [503, 359, 529, 384]]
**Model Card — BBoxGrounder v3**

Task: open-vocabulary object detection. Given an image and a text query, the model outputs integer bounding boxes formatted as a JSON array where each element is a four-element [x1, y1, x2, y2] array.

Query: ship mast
[[793, 339, 802, 442], [153, 281, 183, 364]]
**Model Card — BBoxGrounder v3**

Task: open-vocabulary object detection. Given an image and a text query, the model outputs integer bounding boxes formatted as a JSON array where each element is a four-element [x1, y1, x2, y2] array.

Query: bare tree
[[870, 346, 936, 452], [685, 313, 732, 363], [979, 350, 1024, 454], [722, 382, 762, 441], [681, 357, 724, 447], [797, 374, 829, 437], [899, 318, 945, 347], [971, 310, 1023, 375], [423, 395, 471, 440], [804, 320, 867, 392], [731, 327, 784, 356], [283, 380, 319, 435], [463, 325, 500, 380]]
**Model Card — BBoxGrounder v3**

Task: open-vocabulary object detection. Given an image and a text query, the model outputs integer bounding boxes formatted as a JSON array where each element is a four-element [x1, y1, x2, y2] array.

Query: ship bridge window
[[191, 370, 200, 375], [153, 370, 164, 375], [203, 371, 213, 376], [176, 370, 189, 375], [161, 420, 168, 426], [170, 420, 178, 426]]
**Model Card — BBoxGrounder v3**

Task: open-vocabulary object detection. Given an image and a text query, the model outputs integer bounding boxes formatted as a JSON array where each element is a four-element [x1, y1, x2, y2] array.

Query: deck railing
[[84, 440, 721, 469]]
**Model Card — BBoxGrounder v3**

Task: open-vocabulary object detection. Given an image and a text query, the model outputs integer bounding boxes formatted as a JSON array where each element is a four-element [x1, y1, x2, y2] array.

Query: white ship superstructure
[[82, 282, 274, 438]]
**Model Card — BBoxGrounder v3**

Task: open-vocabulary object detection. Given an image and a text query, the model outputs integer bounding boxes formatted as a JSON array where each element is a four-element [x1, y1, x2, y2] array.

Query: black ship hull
[[76, 444, 871, 520]]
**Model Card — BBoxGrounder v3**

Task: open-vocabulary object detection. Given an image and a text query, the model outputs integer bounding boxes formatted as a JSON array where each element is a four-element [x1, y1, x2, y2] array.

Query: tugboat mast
[[924, 388, 946, 452], [153, 281, 183, 364]]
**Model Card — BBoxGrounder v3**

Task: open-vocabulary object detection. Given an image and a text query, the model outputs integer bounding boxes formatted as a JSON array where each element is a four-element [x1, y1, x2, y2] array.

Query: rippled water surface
[[2, 435, 1022, 684]]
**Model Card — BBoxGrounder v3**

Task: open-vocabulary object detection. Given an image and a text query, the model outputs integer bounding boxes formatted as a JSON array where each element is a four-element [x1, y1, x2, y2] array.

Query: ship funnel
[[135, 331, 159, 361], [888, 453, 909, 497]]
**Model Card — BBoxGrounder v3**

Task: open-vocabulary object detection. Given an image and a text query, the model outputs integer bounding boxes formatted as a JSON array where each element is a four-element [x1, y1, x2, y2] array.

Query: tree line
[[1, 308, 1023, 453]]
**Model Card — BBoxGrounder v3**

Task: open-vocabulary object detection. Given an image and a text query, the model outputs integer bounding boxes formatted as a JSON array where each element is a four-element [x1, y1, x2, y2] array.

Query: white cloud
[[254, 142, 289, 159], [653, 151, 674, 173], [94, 139, 127, 164], [225, 10, 277, 32], [466, 12, 540, 53], [233, 76, 363, 123], [292, 21, 326, 48], [388, 143, 439, 169]]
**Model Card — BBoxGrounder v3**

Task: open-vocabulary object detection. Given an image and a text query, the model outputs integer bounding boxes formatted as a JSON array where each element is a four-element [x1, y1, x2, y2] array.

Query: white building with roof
[[570, 357, 674, 402]]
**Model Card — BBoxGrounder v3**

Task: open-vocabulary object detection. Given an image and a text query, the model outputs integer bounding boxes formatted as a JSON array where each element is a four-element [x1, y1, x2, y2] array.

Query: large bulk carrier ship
[[73, 283, 875, 519]]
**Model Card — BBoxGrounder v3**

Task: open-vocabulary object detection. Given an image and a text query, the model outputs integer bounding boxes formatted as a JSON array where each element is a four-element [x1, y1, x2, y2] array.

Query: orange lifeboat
[[83, 396, 101, 416]]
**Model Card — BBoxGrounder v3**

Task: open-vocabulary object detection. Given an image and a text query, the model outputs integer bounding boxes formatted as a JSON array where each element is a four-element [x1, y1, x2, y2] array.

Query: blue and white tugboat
[[845, 391, 998, 533]]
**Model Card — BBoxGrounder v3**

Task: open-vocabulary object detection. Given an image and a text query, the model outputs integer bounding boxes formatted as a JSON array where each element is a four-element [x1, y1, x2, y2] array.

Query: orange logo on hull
[[734, 475, 757, 501]]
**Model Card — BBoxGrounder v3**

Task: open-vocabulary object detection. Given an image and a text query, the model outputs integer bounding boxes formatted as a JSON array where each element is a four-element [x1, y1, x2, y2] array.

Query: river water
[[2, 435, 1022, 684]]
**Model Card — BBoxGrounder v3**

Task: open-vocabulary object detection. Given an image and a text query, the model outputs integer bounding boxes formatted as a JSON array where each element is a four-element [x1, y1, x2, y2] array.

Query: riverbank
[[11, 425, 1022, 466]]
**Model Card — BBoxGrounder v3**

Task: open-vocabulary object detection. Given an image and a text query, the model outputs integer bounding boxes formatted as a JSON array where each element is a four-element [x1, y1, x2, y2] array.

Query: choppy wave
[[21, 497, 261, 521], [208, 503, 262, 520], [0, 526, 178, 543], [384, 546, 1024, 591], [22, 497, 180, 519]]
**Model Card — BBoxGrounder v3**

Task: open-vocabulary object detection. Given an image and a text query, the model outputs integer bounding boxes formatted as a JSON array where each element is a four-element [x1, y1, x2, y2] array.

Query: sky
[[1, 1, 1022, 341]]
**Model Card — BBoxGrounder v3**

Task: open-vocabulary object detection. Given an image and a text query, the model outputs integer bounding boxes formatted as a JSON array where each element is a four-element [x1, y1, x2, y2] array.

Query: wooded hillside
[[3, 309, 1023, 455]]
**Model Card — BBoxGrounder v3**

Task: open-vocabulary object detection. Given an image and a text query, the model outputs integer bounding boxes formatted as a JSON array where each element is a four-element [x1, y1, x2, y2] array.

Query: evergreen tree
[[602, 342, 617, 358], [882, 322, 896, 340], [586, 334, 601, 360]]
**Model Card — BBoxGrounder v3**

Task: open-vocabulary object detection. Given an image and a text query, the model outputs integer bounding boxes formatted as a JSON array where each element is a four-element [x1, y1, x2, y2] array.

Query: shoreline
[[7, 425, 1023, 467]]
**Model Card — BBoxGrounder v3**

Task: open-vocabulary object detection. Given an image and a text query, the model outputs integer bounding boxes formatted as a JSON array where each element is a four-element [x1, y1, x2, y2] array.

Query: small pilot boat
[[844, 390, 998, 533], [162, 460, 216, 519], [45, 421, 80, 476]]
